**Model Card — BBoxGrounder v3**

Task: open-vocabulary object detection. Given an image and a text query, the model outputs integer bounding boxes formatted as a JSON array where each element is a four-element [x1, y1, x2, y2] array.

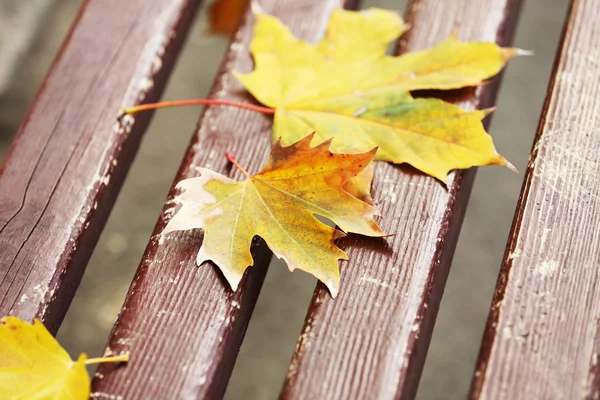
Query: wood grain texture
[[89, 1, 360, 398], [0, 0, 201, 333], [280, 1, 523, 399], [471, 1, 600, 398]]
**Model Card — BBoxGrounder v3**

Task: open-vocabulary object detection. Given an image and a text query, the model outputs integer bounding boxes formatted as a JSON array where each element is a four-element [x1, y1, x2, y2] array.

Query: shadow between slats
[[280, 1, 524, 399], [0, 0, 202, 333], [471, 0, 600, 398]]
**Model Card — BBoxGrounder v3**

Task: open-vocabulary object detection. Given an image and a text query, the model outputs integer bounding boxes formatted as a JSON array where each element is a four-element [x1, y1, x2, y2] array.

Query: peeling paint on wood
[[471, 1, 600, 398], [279, 0, 523, 399], [90, 1, 360, 398], [0, 0, 202, 333]]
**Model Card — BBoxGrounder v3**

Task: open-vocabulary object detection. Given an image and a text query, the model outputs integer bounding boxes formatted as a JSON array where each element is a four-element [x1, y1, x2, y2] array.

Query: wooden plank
[[471, 1, 600, 398], [90, 1, 358, 398], [0, 0, 202, 333], [280, 1, 523, 399]]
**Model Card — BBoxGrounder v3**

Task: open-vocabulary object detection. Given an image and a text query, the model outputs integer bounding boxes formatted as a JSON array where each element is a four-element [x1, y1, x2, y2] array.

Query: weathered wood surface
[[280, 1, 523, 399], [471, 1, 600, 398], [90, 1, 359, 398], [0, 0, 202, 333]]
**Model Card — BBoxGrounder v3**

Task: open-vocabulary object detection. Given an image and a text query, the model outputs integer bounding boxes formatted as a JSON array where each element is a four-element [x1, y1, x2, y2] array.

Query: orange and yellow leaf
[[163, 134, 384, 296]]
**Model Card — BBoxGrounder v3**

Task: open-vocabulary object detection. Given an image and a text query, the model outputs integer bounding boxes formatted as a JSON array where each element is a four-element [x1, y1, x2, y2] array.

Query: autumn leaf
[[208, 0, 249, 36], [343, 163, 374, 205], [234, 7, 522, 181], [0, 317, 128, 400], [163, 134, 384, 296]]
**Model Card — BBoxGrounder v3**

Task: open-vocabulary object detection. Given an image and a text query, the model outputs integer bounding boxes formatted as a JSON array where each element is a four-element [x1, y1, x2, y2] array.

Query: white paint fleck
[[357, 275, 398, 293], [540, 227, 552, 249], [90, 393, 123, 400], [151, 57, 162, 73], [508, 249, 523, 259], [18, 294, 28, 304], [502, 325, 528, 344], [402, 356, 409, 368], [536, 260, 559, 278], [33, 284, 44, 297], [389, 191, 397, 203], [139, 77, 154, 92]]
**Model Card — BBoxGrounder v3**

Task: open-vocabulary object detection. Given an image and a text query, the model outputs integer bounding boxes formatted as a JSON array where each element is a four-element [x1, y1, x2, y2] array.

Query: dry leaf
[[163, 134, 384, 296], [208, 0, 249, 35], [0, 317, 128, 400], [234, 7, 521, 181], [342, 163, 375, 205]]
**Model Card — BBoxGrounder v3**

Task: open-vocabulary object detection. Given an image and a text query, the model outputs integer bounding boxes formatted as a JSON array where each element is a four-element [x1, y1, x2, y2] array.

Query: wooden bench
[[1, 0, 598, 398]]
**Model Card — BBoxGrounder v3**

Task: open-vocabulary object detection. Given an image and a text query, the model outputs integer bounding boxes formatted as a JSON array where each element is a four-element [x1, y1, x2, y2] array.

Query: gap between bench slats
[[471, 1, 600, 398], [0, 0, 201, 334], [280, 1, 523, 399], [90, 1, 360, 398]]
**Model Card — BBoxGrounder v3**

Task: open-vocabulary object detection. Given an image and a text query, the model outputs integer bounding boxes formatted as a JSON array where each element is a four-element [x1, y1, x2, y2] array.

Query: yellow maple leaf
[[163, 134, 384, 296], [0, 317, 128, 400], [234, 7, 522, 181]]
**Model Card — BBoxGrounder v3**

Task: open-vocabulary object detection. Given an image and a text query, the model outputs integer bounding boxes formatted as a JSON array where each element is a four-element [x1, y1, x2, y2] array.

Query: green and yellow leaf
[[234, 8, 520, 180]]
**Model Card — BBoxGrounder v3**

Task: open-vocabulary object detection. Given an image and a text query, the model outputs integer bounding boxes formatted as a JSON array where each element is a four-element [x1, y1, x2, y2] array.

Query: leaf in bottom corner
[[0, 317, 90, 399], [163, 133, 385, 297]]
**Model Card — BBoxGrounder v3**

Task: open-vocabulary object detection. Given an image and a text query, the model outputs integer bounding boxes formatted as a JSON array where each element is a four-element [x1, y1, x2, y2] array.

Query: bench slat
[[90, 1, 357, 398], [471, 1, 600, 398], [0, 0, 201, 333], [280, 1, 523, 399]]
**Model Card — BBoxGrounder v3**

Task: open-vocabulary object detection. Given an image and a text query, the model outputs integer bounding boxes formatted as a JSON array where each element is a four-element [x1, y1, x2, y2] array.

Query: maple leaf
[[343, 162, 374, 205], [208, 0, 249, 36], [163, 134, 384, 296], [0, 317, 128, 399], [234, 7, 522, 181]]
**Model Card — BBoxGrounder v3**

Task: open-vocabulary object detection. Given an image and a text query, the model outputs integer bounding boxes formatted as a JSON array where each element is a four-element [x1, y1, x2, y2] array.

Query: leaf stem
[[84, 354, 130, 365], [121, 99, 275, 116], [226, 152, 251, 179]]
